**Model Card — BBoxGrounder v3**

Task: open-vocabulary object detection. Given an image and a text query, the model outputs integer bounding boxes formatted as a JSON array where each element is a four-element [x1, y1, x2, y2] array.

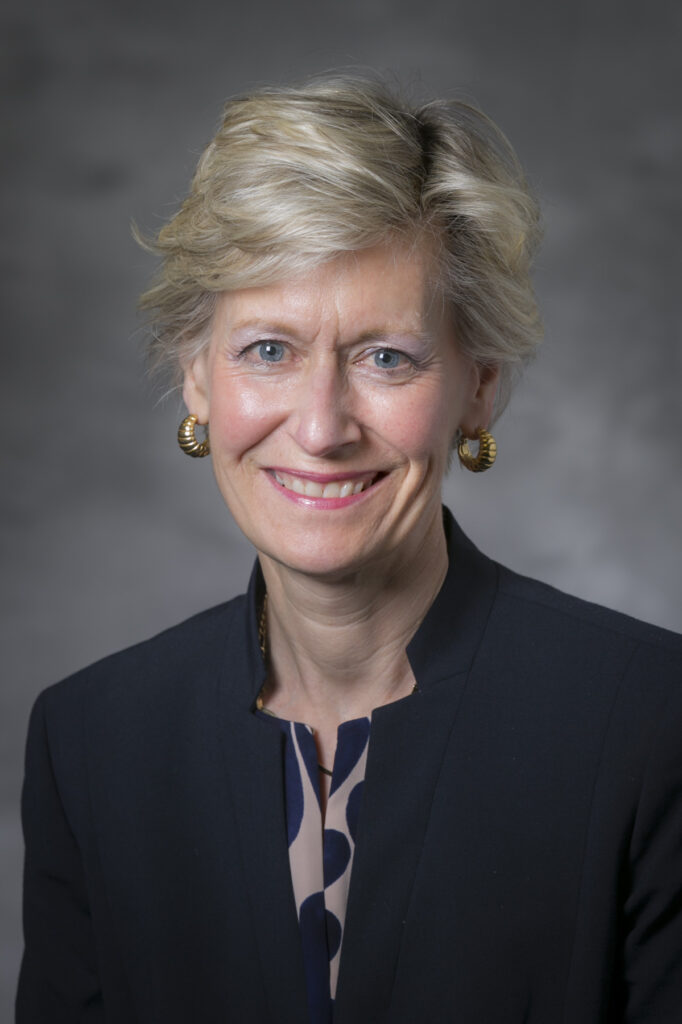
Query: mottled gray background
[[1, 0, 680, 1011]]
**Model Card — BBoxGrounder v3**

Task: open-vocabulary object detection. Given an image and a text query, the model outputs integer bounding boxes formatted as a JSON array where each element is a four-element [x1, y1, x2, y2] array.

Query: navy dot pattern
[[258, 709, 370, 1024]]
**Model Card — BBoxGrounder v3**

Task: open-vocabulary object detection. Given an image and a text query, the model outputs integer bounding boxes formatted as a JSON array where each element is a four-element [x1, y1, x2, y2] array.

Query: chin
[[260, 543, 373, 581], [251, 519, 385, 576]]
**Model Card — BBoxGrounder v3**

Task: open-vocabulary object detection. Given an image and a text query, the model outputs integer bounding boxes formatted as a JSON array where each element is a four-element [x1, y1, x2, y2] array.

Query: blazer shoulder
[[39, 594, 249, 715], [496, 562, 682, 658]]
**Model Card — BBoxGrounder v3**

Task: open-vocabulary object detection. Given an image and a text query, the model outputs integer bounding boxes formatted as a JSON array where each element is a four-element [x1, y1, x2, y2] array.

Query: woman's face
[[183, 243, 497, 580]]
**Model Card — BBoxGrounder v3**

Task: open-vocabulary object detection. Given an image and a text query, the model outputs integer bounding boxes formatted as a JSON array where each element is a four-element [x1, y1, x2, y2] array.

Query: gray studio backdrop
[[2, 0, 680, 1012]]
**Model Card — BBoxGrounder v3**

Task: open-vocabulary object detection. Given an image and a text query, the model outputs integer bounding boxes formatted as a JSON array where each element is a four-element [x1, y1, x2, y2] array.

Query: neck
[[257, 507, 448, 726]]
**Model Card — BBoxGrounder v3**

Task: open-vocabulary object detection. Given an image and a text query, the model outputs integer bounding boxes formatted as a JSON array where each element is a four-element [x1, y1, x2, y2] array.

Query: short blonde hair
[[139, 73, 542, 417]]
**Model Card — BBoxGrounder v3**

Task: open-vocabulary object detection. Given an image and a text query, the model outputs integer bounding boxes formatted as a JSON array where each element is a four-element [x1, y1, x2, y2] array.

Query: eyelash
[[369, 348, 411, 371], [240, 340, 287, 365]]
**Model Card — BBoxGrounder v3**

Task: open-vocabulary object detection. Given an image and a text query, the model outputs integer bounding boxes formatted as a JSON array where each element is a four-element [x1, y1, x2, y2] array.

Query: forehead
[[215, 242, 443, 337]]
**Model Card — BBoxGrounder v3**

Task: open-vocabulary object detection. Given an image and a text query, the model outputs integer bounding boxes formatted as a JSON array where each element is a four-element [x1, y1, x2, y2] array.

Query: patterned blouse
[[256, 709, 371, 1024]]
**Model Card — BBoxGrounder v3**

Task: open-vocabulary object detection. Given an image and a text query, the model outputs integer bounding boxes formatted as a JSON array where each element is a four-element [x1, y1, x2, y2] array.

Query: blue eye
[[258, 341, 285, 362], [373, 349, 402, 369]]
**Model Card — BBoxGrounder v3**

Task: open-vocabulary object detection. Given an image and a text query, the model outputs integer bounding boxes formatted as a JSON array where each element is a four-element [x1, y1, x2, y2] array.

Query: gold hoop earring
[[457, 427, 496, 472], [177, 414, 210, 458]]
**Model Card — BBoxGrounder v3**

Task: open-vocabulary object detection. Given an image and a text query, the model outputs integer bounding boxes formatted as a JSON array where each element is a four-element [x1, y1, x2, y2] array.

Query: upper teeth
[[273, 471, 375, 498]]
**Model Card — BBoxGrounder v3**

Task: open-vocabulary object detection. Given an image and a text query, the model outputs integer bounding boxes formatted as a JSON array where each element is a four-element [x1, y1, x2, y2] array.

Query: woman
[[17, 76, 682, 1023]]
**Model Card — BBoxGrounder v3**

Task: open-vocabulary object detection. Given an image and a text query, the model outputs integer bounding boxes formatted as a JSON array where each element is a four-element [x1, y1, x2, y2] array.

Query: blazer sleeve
[[16, 691, 104, 1022], [623, 679, 682, 1022]]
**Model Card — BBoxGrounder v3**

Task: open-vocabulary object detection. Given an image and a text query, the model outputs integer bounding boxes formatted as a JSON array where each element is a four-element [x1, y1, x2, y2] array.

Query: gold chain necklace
[[255, 594, 333, 776]]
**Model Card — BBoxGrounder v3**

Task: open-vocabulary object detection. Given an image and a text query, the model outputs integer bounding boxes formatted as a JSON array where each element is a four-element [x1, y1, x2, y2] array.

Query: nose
[[288, 357, 362, 457]]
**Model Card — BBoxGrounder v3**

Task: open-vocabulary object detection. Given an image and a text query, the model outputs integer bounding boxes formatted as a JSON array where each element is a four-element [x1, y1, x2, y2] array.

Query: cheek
[[208, 377, 287, 455], [367, 387, 457, 462]]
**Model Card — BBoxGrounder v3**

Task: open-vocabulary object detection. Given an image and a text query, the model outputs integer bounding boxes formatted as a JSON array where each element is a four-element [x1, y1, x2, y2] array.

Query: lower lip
[[265, 471, 385, 509]]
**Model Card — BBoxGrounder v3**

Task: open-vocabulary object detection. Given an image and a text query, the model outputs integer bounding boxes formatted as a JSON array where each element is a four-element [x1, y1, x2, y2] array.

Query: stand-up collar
[[406, 508, 499, 689], [241, 559, 267, 702], [240, 507, 498, 701]]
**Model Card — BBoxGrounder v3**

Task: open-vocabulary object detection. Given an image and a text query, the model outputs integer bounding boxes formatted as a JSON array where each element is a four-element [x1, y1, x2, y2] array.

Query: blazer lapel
[[334, 670, 471, 1022], [334, 512, 499, 1022], [216, 567, 310, 1023]]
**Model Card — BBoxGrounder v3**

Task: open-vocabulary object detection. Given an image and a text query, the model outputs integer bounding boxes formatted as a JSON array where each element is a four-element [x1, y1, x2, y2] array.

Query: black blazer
[[17, 512, 682, 1023]]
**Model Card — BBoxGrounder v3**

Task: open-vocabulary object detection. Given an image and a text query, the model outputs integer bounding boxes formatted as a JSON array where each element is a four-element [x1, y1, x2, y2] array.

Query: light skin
[[183, 242, 498, 808]]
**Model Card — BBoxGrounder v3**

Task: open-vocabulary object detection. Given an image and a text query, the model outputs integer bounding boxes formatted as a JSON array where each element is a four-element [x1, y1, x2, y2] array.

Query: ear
[[460, 363, 500, 436], [181, 348, 211, 424]]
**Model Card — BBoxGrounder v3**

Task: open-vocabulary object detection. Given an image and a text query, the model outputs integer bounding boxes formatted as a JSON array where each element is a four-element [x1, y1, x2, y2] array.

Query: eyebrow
[[355, 327, 431, 344], [230, 320, 297, 335], [229, 320, 432, 344]]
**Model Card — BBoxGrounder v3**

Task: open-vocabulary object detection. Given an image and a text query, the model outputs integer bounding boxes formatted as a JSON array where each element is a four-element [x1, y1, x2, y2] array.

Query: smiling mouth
[[271, 470, 380, 498]]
